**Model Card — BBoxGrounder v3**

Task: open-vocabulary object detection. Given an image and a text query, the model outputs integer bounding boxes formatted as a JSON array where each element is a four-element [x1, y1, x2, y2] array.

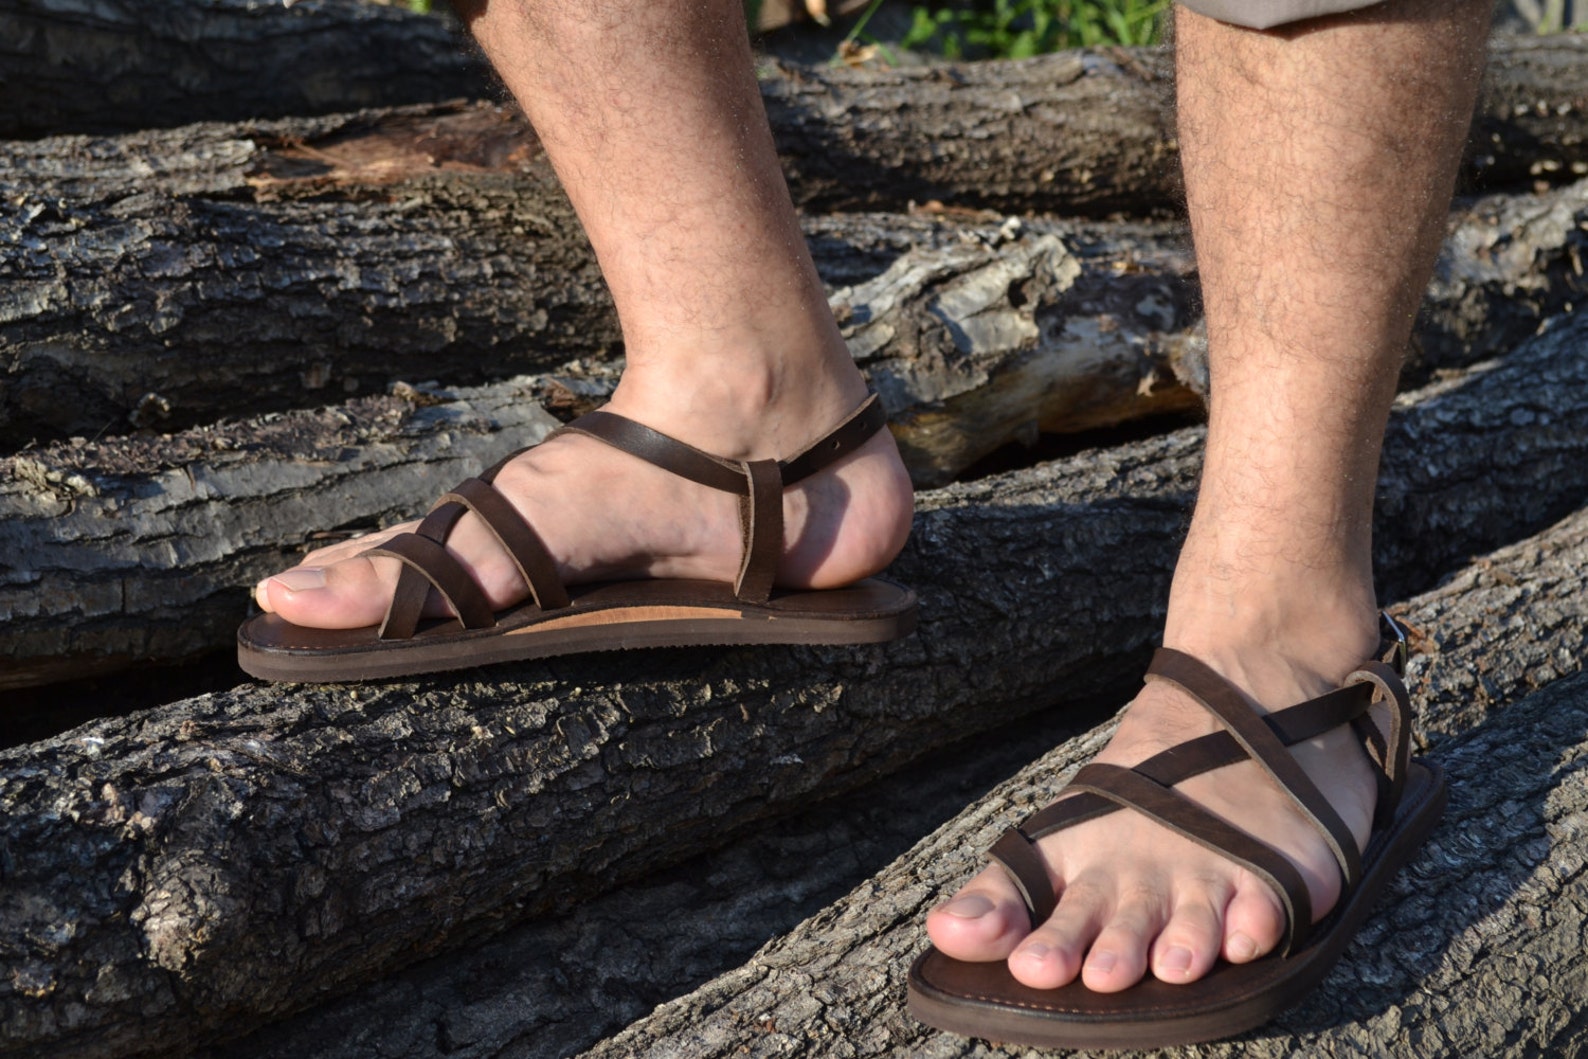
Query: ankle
[[607, 343, 870, 461], [1161, 568, 1380, 708]]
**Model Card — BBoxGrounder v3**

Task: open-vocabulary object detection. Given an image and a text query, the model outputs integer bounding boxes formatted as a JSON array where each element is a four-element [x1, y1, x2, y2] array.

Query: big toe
[[926, 866, 1039, 962], [257, 557, 393, 630]]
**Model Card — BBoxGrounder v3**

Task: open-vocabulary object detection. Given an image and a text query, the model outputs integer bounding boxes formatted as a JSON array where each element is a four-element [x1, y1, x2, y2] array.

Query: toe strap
[[988, 828, 1060, 930], [440, 477, 570, 611], [1067, 763, 1314, 956], [368, 533, 496, 639]]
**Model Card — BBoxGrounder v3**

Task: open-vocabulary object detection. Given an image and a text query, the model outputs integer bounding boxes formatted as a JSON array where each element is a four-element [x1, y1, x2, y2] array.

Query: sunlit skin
[[255, 0, 1492, 995], [926, 0, 1492, 990], [254, 0, 916, 628]]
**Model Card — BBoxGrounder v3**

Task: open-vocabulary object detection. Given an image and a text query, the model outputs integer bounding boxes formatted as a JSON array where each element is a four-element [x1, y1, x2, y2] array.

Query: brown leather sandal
[[237, 393, 916, 682], [908, 616, 1444, 1049]]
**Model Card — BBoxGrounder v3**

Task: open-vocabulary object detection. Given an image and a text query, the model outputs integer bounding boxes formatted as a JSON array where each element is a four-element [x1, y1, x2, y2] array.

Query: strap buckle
[[1378, 610, 1409, 676]]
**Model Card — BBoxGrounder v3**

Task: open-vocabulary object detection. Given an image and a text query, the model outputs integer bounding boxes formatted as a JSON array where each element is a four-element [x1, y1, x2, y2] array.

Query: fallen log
[[4, 3, 1586, 216], [0, 378, 571, 690], [0, 0, 492, 139], [0, 112, 1203, 458], [216, 500, 1588, 1059], [5, 181, 1585, 691], [3, 94, 1585, 453], [4, 311, 1588, 1057], [579, 506, 1588, 1059], [209, 679, 1102, 1059]]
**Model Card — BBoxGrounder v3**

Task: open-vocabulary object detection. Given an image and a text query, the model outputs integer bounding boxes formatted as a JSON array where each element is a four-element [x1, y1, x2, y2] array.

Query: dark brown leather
[[357, 390, 889, 634], [1345, 659, 1412, 829], [377, 498, 473, 640], [367, 533, 496, 636], [734, 459, 784, 604], [1147, 649, 1363, 891], [985, 643, 1417, 961], [564, 412, 749, 494], [562, 391, 887, 605], [439, 477, 570, 611], [1068, 763, 1313, 956], [1018, 682, 1377, 840], [779, 393, 887, 486], [909, 640, 1434, 1051], [988, 829, 1060, 927]]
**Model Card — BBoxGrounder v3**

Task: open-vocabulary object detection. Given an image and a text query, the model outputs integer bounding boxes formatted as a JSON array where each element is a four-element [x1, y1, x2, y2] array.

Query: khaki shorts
[[1178, 0, 1384, 29]]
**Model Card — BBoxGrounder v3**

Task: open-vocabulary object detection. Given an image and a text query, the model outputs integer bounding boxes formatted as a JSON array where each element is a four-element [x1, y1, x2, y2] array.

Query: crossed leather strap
[[987, 645, 1413, 958], [362, 394, 890, 639]]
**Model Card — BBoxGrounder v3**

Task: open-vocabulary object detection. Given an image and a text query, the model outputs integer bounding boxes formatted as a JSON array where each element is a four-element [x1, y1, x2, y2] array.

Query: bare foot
[[926, 605, 1382, 992], [254, 375, 915, 630]]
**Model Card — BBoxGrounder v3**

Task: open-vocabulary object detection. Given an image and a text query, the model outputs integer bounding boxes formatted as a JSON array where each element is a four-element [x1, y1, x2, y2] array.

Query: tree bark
[[0, 102, 1203, 460], [3, 98, 1585, 455], [3, 173, 1584, 690], [0, 378, 569, 690], [579, 507, 1588, 1059], [0, 0, 493, 139], [204, 502, 1588, 1059], [769, 34, 1588, 213], [4, 312, 1588, 1058], [3, 2, 1584, 214]]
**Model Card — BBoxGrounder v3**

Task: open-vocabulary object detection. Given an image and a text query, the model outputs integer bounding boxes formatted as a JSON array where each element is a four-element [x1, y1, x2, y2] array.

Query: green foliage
[[1510, 0, 1588, 33], [902, 0, 1166, 59]]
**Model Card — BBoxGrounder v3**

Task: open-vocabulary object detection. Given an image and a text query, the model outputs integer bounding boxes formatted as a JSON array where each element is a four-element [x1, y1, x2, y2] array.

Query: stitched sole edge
[[237, 588, 917, 682], [906, 763, 1447, 1049]]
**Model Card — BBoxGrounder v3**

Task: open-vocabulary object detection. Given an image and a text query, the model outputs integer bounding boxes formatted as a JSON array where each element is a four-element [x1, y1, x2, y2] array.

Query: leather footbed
[[237, 392, 916, 682], [239, 576, 915, 682], [907, 762, 1444, 1049], [907, 633, 1440, 1049]]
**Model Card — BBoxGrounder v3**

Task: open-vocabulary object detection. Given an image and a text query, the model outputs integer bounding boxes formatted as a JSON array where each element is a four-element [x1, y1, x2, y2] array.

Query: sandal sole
[[238, 576, 916, 682], [907, 761, 1446, 1049]]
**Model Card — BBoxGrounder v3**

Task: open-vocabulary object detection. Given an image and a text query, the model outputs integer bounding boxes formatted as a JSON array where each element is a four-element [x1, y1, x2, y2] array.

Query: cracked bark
[[0, 0, 493, 139], [3, 312, 1588, 1058], [578, 508, 1588, 1059], [3, 97, 1585, 457], [3, 4, 1583, 214], [211, 500, 1588, 1059], [5, 175, 1586, 689]]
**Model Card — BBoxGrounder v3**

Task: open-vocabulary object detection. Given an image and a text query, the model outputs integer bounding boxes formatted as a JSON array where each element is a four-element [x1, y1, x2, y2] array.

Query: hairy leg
[[929, 0, 1491, 991], [256, 0, 913, 626]]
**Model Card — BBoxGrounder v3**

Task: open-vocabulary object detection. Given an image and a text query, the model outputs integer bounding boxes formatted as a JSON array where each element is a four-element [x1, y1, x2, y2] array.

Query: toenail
[[942, 895, 995, 919], [1161, 946, 1193, 976], [271, 568, 326, 592], [1017, 942, 1050, 963], [1086, 949, 1117, 974], [1228, 933, 1259, 961]]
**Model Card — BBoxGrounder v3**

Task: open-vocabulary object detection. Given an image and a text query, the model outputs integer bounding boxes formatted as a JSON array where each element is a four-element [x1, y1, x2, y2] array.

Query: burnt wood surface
[[4, 312, 1588, 1057], [2, 97, 1584, 454]]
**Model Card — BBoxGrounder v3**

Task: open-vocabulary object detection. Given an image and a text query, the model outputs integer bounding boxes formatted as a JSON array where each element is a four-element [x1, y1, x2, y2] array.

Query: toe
[[1223, 877, 1288, 964], [1006, 923, 1087, 989], [257, 526, 411, 614], [1078, 890, 1163, 993], [262, 555, 396, 630], [1007, 879, 1111, 990], [926, 865, 1044, 962], [1150, 895, 1224, 984]]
